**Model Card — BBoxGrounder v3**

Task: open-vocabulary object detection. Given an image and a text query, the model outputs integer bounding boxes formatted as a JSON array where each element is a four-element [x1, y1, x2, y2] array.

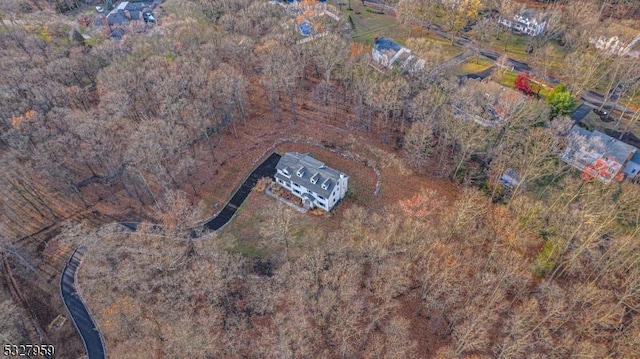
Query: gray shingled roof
[[374, 37, 402, 52], [275, 152, 347, 199], [107, 10, 126, 25], [592, 130, 637, 163]]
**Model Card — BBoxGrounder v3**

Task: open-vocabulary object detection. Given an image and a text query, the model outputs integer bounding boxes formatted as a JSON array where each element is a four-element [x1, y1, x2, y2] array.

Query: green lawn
[[458, 57, 494, 74], [219, 189, 324, 259], [328, 0, 461, 61], [495, 69, 519, 88], [329, 0, 419, 43], [420, 33, 465, 59], [332, 0, 407, 44]]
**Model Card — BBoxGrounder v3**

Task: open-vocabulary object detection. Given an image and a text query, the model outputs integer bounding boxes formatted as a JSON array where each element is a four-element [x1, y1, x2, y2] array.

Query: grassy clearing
[[329, 0, 463, 64], [458, 57, 494, 74], [333, 0, 406, 44], [219, 192, 272, 257], [327, 0, 422, 45], [419, 32, 464, 59], [494, 69, 519, 88], [482, 31, 566, 71]]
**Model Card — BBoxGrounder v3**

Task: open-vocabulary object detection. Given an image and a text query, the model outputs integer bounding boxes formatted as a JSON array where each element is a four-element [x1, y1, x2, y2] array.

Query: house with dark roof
[[500, 168, 522, 193], [274, 152, 348, 211], [107, 9, 127, 25], [110, 27, 125, 39], [624, 152, 640, 179], [562, 126, 638, 183], [106, 1, 153, 26], [372, 37, 425, 72]]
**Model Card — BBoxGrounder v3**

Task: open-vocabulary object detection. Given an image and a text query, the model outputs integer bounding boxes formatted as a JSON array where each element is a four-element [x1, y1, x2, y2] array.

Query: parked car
[[96, 6, 104, 12], [143, 12, 156, 23]]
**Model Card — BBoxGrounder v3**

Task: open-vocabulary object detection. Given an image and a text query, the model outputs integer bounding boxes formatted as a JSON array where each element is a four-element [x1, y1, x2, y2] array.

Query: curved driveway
[[204, 153, 281, 230], [60, 247, 106, 359], [60, 153, 281, 359]]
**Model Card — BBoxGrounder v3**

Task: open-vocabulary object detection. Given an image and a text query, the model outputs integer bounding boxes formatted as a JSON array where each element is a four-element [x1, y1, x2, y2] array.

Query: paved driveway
[[61, 153, 282, 359]]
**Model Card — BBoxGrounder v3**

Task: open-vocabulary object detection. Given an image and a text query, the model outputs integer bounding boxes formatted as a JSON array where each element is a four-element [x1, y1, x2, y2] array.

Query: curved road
[[60, 153, 281, 359], [60, 247, 106, 359]]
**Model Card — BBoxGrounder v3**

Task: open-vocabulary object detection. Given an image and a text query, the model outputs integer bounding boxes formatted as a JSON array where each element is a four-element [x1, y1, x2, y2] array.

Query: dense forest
[[1, 0, 639, 358]]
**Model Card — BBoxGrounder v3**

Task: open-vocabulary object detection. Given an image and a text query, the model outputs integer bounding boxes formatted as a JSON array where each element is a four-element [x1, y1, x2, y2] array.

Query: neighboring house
[[453, 80, 525, 127], [274, 0, 339, 42], [500, 168, 522, 193], [562, 126, 638, 183], [624, 152, 640, 180], [107, 9, 127, 25], [106, 1, 154, 26], [282, 0, 337, 20], [274, 152, 349, 211], [297, 19, 313, 37], [589, 34, 640, 58], [371, 37, 425, 72], [498, 9, 547, 37]]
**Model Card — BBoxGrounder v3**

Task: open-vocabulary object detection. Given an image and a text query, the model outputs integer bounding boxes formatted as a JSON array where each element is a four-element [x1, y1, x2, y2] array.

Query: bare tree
[[308, 33, 349, 107]]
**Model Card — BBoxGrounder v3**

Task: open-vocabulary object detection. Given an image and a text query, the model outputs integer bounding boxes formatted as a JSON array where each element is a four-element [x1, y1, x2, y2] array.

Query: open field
[[457, 57, 494, 74], [329, 0, 408, 44]]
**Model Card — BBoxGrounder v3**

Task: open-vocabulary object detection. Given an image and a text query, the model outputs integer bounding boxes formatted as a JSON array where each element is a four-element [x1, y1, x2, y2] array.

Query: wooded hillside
[[0, 0, 639, 358]]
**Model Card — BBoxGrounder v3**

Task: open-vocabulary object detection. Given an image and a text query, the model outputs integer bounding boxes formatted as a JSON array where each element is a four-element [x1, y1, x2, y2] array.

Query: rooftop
[[566, 126, 637, 164], [275, 152, 347, 198], [374, 37, 402, 53], [592, 130, 637, 163]]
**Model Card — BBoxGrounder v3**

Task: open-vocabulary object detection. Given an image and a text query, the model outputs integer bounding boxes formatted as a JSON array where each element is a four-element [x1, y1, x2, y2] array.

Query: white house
[[498, 9, 547, 37], [274, 152, 349, 211], [589, 34, 640, 58], [371, 37, 425, 72]]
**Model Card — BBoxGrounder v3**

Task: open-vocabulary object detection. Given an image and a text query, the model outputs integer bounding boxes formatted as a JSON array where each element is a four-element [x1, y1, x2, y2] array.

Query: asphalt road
[[60, 247, 106, 359], [60, 152, 281, 359]]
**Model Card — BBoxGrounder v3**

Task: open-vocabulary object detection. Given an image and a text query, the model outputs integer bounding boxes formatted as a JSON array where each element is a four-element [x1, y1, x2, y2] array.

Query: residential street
[[362, 0, 636, 117]]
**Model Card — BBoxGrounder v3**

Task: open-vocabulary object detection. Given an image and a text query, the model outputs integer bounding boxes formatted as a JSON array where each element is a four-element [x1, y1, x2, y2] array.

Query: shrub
[[533, 239, 562, 278], [514, 73, 533, 95], [547, 84, 577, 118]]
